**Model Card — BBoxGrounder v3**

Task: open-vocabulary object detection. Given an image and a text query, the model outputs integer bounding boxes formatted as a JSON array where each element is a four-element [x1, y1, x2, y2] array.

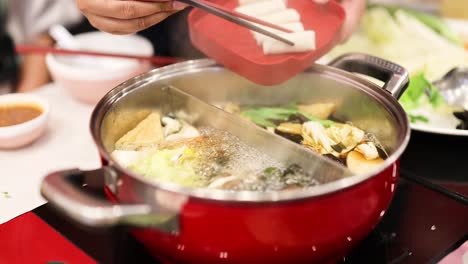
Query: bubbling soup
[[220, 101, 388, 174], [111, 111, 318, 191], [111, 98, 389, 191]]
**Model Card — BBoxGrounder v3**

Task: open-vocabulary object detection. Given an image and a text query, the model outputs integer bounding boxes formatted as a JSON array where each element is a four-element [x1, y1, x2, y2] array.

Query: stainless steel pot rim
[[91, 59, 411, 202]]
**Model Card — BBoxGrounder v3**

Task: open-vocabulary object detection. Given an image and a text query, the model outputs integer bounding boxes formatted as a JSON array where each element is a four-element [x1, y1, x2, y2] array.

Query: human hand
[[16, 34, 54, 93], [313, 0, 366, 43], [76, 0, 189, 35]]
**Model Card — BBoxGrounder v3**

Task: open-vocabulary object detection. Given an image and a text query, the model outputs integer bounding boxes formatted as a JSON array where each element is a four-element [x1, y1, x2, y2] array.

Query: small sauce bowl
[[0, 93, 49, 149]]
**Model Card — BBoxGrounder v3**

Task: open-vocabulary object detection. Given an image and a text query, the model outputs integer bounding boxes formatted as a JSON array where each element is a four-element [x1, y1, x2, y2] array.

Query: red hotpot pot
[[41, 53, 410, 263]]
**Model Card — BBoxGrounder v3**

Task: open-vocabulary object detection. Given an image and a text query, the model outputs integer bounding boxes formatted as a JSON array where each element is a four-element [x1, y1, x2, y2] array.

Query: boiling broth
[[112, 113, 318, 191], [185, 127, 318, 191]]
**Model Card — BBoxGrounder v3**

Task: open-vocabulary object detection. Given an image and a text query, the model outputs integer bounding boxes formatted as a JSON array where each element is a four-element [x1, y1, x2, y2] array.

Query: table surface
[[0, 84, 100, 225]]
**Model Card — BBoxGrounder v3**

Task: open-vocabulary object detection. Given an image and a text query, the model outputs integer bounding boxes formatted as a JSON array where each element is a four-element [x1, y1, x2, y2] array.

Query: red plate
[[188, 0, 345, 85]]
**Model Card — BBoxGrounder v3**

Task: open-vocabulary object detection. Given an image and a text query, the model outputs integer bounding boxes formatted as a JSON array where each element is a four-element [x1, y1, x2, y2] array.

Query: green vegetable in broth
[[240, 107, 298, 128], [129, 147, 208, 188], [240, 105, 335, 128]]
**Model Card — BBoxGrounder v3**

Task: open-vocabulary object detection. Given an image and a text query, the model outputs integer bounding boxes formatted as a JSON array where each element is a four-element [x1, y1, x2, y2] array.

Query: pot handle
[[328, 53, 410, 99], [41, 167, 178, 231]]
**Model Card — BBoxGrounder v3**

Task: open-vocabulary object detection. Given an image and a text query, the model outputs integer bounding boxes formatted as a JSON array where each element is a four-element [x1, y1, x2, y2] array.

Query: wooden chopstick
[[15, 45, 183, 66], [176, 0, 295, 46]]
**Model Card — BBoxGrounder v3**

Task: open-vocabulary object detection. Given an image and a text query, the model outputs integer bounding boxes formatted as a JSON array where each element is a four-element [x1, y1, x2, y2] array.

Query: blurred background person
[[2, 0, 82, 93]]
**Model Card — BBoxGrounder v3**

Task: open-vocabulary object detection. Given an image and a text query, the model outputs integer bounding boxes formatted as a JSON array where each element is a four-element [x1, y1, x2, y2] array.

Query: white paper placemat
[[0, 83, 101, 224]]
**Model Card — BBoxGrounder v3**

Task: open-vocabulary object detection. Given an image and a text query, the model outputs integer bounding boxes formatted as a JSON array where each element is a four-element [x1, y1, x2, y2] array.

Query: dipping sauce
[[0, 104, 43, 127]]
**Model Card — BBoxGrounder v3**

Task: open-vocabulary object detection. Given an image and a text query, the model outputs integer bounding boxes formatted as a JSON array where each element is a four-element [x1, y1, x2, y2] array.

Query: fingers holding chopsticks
[[77, 0, 189, 34]]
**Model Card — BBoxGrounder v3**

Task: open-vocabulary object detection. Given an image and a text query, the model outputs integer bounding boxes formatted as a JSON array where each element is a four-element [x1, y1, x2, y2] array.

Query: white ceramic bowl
[[0, 93, 49, 149], [46, 32, 154, 104]]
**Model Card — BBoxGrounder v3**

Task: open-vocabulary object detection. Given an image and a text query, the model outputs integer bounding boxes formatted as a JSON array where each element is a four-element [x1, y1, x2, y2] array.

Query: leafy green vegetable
[[399, 71, 446, 111], [409, 114, 429, 123], [399, 71, 429, 110], [299, 112, 335, 127], [399, 70, 448, 124], [369, 5, 463, 46], [240, 105, 335, 128], [328, 6, 467, 83], [241, 107, 297, 127], [362, 6, 400, 44], [129, 147, 207, 187], [427, 81, 446, 108], [404, 10, 463, 46]]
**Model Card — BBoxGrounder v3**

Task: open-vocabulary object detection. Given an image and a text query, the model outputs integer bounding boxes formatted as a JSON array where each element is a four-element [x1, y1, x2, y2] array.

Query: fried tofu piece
[[101, 108, 152, 151], [115, 112, 164, 150]]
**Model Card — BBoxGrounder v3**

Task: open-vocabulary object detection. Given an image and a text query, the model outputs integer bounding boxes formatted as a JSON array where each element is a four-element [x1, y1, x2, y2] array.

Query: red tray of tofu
[[188, 0, 345, 85]]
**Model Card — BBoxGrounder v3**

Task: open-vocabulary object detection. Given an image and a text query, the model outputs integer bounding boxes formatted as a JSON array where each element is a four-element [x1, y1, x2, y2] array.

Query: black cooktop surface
[[34, 131, 468, 264]]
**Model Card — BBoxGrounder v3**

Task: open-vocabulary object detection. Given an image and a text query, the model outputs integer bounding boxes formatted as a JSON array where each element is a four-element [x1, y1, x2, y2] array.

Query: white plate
[[410, 18, 468, 136], [411, 124, 468, 136], [408, 106, 468, 136]]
